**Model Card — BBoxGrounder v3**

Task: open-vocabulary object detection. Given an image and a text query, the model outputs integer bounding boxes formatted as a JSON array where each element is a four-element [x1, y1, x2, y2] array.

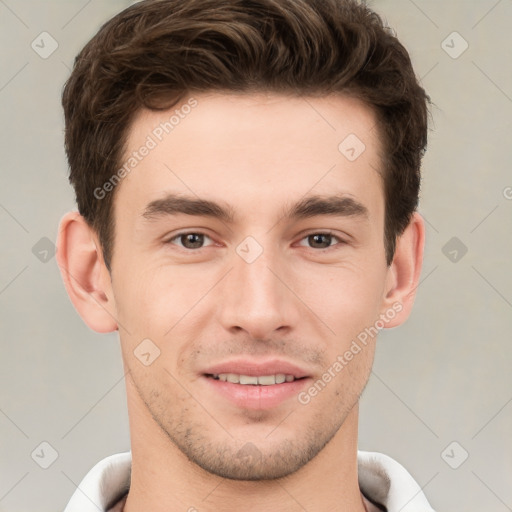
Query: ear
[[56, 211, 118, 333], [380, 212, 425, 327]]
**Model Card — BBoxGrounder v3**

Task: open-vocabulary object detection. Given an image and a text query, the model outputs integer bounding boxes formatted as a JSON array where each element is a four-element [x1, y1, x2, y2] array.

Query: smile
[[207, 373, 300, 385]]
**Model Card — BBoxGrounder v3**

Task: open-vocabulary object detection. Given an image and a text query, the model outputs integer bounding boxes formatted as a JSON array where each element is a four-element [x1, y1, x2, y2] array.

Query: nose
[[218, 242, 299, 340]]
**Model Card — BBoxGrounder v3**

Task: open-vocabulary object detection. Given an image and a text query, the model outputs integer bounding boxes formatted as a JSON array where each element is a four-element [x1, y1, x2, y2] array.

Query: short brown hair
[[62, 0, 430, 271]]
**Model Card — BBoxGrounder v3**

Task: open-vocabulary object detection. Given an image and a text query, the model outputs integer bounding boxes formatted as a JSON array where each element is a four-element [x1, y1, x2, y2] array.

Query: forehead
[[115, 92, 384, 226]]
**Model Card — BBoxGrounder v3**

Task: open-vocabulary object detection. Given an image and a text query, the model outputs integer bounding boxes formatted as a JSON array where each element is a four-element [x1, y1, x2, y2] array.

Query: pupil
[[183, 233, 203, 248], [310, 234, 331, 248]]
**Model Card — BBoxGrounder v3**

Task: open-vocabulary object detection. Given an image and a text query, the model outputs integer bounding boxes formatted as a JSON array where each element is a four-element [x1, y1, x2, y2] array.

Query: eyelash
[[165, 231, 346, 252]]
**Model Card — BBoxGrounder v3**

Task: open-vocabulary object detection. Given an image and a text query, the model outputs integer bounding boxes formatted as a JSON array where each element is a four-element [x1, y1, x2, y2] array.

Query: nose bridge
[[219, 237, 295, 336]]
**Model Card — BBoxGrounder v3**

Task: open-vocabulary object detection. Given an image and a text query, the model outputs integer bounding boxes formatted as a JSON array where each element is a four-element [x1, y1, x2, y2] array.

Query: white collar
[[64, 450, 435, 511]]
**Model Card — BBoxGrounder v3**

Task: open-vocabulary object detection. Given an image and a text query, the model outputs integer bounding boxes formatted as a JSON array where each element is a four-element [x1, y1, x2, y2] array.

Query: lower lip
[[202, 376, 310, 410]]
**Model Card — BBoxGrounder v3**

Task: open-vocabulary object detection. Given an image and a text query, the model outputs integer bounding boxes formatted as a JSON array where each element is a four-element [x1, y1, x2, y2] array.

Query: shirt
[[63, 450, 436, 511]]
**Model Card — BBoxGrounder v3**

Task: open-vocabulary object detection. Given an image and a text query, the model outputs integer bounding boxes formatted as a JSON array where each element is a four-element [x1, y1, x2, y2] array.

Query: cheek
[[113, 260, 216, 341], [113, 264, 199, 382], [291, 260, 387, 344], [112, 261, 171, 339]]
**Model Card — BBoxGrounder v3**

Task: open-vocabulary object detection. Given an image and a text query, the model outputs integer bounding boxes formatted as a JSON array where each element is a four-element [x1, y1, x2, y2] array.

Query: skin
[[57, 92, 424, 512]]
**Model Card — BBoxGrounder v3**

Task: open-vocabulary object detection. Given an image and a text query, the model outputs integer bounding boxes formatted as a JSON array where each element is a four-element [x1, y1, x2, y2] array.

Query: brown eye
[[307, 233, 333, 249], [167, 232, 213, 249], [181, 233, 204, 249], [297, 232, 345, 250]]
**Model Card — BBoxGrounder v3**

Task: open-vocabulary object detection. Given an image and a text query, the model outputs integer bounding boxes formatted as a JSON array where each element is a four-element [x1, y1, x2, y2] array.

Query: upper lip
[[203, 359, 310, 379]]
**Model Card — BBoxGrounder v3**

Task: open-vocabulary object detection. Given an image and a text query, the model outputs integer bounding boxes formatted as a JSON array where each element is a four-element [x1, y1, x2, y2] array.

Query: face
[[108, 92, 392, 480]]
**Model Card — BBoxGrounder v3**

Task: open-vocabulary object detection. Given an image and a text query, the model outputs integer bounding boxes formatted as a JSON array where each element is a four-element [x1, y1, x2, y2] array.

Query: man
[[56, 0, 434, 510]]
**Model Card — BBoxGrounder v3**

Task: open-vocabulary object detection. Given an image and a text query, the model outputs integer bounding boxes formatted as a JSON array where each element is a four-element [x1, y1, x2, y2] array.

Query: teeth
[[213, 373, 297, 385], [258, 375, 277, 385], [240, 375, 258, 385]]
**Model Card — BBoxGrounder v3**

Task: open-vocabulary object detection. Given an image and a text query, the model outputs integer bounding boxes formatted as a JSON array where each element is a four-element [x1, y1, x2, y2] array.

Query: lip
[[202, 358, 310, 379], [200, 358, 311, 410]]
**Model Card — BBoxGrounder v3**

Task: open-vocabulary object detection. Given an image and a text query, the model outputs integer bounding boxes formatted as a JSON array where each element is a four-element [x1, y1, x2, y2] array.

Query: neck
[[123, 378, 367, 512]]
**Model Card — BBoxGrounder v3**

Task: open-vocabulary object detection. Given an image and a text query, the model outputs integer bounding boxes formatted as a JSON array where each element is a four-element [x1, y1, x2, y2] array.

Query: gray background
[[0, 0, 511, 511]]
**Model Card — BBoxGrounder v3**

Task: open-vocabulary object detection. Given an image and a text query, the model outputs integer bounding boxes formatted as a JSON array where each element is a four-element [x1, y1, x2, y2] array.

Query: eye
[[297, 232, 345, 250], [166, 232, 214, 250]]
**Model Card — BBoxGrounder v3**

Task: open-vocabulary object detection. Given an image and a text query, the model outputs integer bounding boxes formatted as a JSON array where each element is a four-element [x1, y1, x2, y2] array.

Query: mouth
[[200, 360, 311, 410], [205, 373, 306, 385]]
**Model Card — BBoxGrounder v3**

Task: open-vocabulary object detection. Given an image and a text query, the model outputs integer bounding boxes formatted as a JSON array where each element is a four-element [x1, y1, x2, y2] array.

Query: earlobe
[[381, 212, 425, 328], [56, 211, 118, 333]]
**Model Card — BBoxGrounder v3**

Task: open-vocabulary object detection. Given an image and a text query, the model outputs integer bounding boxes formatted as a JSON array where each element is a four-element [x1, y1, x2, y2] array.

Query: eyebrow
[[285, 194, 368, 220], [140, 192, 368, 224], [141, 194, 236, 223]]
